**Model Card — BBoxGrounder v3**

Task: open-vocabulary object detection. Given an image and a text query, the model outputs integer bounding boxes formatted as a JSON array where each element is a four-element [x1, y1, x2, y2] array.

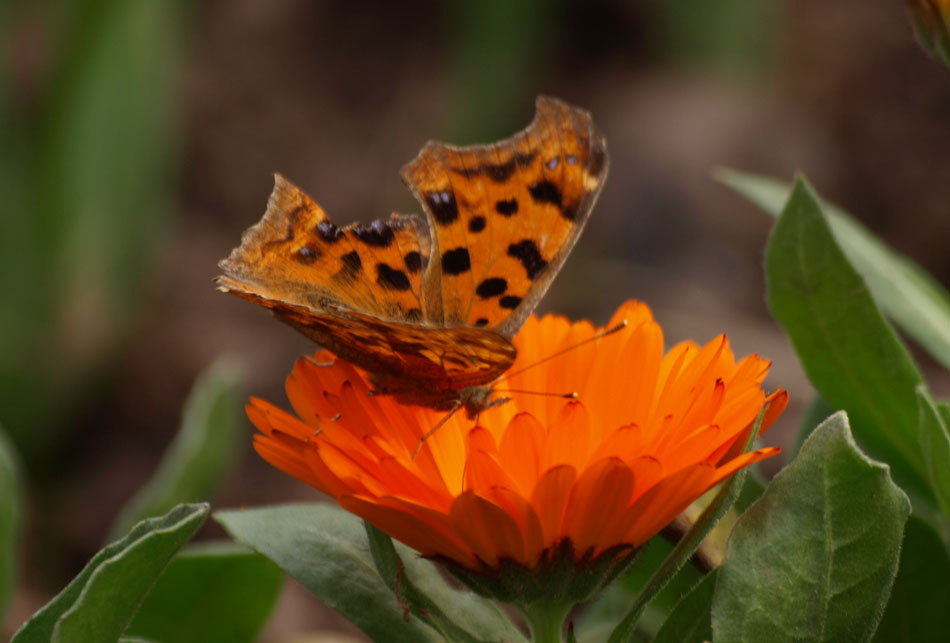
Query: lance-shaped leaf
[[0, 425, 21, 625], [718, 169, 950, 369], [110, 358, 242, 538], [764, 177, 929, 500], [124, 542, 282, 643], [873, 515, 950, 641], [712, 413, 910, 642], [653, 571, 716, 643], [916, 386, 950, 519], [216, 503, 519, 643], [12, 503, 208, 643]]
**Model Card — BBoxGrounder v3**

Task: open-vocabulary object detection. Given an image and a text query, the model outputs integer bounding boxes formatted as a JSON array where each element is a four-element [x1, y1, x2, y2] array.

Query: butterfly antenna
[[498, 319, 627, 382], [492, 389, 578, 399], [412, 401, 463, 461]]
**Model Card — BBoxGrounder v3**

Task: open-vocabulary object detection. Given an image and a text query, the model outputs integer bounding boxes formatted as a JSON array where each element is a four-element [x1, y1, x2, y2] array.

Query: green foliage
[[364, 523, 524, 643], [0, 425, 22, 627], [0, 0, 184, 455], [109, 358, 243, 539], [712, 413, 910, 642], [653, 571, 716, 643], [216, 503, 522, 643], [764, 177, 932, 502], [916, 387, 950, 520], [649, 0, 780, 74], [124, 542, 282, 643], [12, 503, 208, 643], [718, 168, 950, 369], [873, 516, 950, 641]]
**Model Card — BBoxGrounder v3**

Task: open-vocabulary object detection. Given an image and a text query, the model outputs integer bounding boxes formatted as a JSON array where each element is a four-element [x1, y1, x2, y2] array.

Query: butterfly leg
[[303, 355, 335, 368], [412, 400, 463, 461]]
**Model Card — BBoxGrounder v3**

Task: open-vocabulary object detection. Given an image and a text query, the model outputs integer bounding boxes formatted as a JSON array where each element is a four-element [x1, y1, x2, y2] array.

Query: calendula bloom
[[249, 301, 786, 600]]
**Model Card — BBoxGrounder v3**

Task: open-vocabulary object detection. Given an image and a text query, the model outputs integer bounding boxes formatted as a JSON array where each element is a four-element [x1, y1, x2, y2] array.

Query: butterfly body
[[218, 96, 608, 414]]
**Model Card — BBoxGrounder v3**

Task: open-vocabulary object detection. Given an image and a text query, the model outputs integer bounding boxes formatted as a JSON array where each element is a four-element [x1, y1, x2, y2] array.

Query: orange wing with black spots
[[218, 175, 430, 322], [217, 96, 608, 415], [401, 96, 608, 338]]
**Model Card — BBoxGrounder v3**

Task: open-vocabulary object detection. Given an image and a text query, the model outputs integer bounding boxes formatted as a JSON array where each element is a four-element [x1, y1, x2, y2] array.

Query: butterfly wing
[[217, 174, 515, 393], [401, 96, 609, 339], [218, 174, 431, 323]]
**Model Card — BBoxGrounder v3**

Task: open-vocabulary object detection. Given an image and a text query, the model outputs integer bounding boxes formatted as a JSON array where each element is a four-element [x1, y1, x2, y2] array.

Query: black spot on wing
[[295, 244, 320, 264], [376, 263, 411, 291], [468, 215, 486, 233], [561, 200, 580, 221], [449, 151, 537, 182], [353, 220, 396, 247], [316, 220, 343, 243], [500, 296, 522, 309], [474, 317, 489, 327], [441, 247, 471, 275], [507, 240, 548, 280], [404, 251, 422, 273], [287, 204, 308, 224], [425, 190, 458, 225], [485, 158, 516, 182], [338, 250, 362, 279], [528, 180, 562, 208], [495, 199, 518, 217], [475, 277, 507, 298]]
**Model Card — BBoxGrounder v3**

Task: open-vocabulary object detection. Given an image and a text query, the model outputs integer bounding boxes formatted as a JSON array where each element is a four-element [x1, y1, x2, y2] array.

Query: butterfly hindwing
[[401, 96, 608, 339]]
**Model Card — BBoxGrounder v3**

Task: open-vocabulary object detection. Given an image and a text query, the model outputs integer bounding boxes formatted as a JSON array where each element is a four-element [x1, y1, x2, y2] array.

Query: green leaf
[[916, 387, 950, 518], [873, 515, 950, 642], [0, 424, 22, 625], [763, 176, 930, 500], [732, 470, 766, 514], [712, 412, 910, 642], [653, 571, 716, 643], [125, 541, 282, 643], [363, 523, 523, 643], [12, 503, 208, 643], [718, 168, 950, 369], [1, 0, 185, 453], [218, 503, 473, 643], [109, 358, 242, 539]]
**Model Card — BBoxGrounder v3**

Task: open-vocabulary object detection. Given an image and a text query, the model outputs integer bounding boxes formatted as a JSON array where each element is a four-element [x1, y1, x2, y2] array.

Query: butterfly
[[217, 96, 608, 417]]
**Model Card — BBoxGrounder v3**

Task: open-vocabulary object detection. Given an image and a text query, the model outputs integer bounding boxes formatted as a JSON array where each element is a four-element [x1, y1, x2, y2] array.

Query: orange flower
[[249, 301, 786, 585]]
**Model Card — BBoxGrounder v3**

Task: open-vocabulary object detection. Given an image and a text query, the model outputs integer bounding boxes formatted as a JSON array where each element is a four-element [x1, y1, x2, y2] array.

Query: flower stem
[[520, 600, 572, 643]]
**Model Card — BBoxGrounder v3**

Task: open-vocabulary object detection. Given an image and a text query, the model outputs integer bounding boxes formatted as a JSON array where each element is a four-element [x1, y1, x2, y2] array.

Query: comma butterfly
[[217, 96, 608, 416]]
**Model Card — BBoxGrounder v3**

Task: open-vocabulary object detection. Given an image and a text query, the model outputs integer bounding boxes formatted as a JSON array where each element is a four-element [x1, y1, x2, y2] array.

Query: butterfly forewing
[[401, 96, 608, 340]]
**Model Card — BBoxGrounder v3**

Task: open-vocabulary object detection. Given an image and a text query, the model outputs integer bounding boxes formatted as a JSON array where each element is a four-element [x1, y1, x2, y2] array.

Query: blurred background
[[2, 0, 948, 639]]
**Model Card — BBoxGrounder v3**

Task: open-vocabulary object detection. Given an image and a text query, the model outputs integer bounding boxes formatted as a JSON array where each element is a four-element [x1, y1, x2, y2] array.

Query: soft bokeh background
[[2, 0, 948, 639]]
